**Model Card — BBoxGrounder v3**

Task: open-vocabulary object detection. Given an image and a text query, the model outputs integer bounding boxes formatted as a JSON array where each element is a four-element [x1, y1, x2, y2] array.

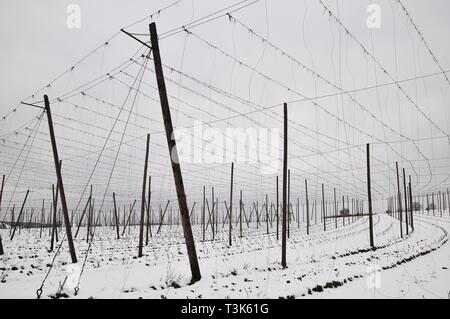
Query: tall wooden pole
[[149, 23, 200, 282], [138, 134, 150, 258], [266, 194, 269, 235], [322, 183, 326, 231], [113, 192, 120, 239], [39, 199, 44, 239], [366, 144, 374, 248], [146, 176, 152, 243], [334, 188, 337, 228], [211, 187, 215, 240], [10, 189, 29, 240], [86, 194, 92, 243], [402, 168, 409, 236], [409, 175, 414, 231], [50, 184, 57, 250], [287, 169, 290, 238], [432, 192, 435, 215], [281, 102, 288, 268], [202, 186, 205, 241], [44, 95, 77, 263], [395, 162, 403, 238], [239, 190, 243, 238], [229, 162, 234, 246], [305, 179, 310, 235], [447, 189, 450, 216]]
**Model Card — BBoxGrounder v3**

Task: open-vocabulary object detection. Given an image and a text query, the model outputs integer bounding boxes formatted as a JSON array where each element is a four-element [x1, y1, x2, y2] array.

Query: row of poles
[[0, 22, 410, 285]]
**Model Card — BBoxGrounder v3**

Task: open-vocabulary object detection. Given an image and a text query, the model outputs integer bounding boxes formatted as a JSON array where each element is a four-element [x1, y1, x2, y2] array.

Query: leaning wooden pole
[[10, 189, 29, 240], [281, 102, 288, 268], [366, 143, 374, 248], [138, 134, 150, 258], [149, 23, 200, 282], [228, 162, 234, 246], [44, 95, 77, 263]]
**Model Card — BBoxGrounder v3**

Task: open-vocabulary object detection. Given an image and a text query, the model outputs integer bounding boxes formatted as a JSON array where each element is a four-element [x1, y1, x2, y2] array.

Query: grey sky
[[1, 0, 450, 216]]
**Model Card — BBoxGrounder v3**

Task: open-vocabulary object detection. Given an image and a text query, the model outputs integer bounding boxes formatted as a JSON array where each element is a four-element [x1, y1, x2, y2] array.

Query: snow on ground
[[0, 212, 449, 299]]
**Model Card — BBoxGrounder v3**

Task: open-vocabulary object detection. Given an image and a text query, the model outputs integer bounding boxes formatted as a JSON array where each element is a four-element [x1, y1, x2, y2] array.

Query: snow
[[1, 213, 449, 299]]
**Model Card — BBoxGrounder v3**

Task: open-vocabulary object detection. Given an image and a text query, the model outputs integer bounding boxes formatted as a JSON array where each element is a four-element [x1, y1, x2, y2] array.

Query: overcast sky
[[1, 0, 450, 217]]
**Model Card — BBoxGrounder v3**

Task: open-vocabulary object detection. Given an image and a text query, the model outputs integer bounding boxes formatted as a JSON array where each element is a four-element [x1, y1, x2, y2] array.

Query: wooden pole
[[113, 192, 120, 240], [53, 179, 60, 242], [39, 199, 45, 239], [10, 189, 29, 240], [305, 179, 310, 235], [212, 187, 215, 240], [86, 193, 92, 243], [396, 162, 403, 238], [150, 23, 200, 282], [228, 162, 234, 246], [322, 183, 326, 231], [409, 175, 414, 231], [334, 188, 337, 228], [287, 169, 290, 239], [281, 102, 288, 269], [366, 144, 374, 248], [402, 168, 409, 235], [122, 200, 136, 236], [146, 176, 152, 243], [138, 133, 150, 258], [202, 185, 205, 241], [239, 190, 243, 238], [447, 189, 450, 216], [44, 95, 77, 263], [74, 192, 91, 238], [50, 184, 57, 250], [266, 194, 269, 235], [215, 197, 218, 236], [432, 192, 435, 215]]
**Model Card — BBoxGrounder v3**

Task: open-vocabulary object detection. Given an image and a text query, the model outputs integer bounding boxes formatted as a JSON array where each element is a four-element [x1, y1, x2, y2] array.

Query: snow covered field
[[0, 212, 449, 299]]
